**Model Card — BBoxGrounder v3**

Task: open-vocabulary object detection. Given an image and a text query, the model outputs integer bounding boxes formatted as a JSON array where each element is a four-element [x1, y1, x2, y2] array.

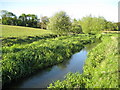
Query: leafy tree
[[47, 11, 71, 35], [18, 14, 38, 27], [0, 10, 17, 25], [80, 15, 118, 34], [116, 22, 120, 31], [0, 10, 8, 17], [40, 16, 49, 29], [26, 14, 38, 27], [104, 22, 118, 31], [80, 16, 106, 34], [0, 19, 1, 24], [18, 13, 27, 26], [70, 19, 82, 34]]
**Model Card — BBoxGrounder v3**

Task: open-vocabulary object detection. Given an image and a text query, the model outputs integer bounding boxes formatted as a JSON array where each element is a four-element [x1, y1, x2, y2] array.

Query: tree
[[0, 10, 17, 25], [47, 11, 71, 35], [80, 15, 105, 33], [0, 19, 1, 24], [18, 13, 27, 26], [80, 15, 93, 33], [80, 15, 117, 34], [70, 19, 82, 34], [18, 14, 38, 27], [26, 14, 38, 27], [31, 14, 38, 28], [0, 10, 8, 17], [40, 16, 49, 29], [104, 21, 118, 31], [116, 22, 120, 31]]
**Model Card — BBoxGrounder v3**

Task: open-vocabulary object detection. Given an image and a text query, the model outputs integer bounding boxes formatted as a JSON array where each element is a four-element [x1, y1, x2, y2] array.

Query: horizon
[[0, 0, 119, 22]]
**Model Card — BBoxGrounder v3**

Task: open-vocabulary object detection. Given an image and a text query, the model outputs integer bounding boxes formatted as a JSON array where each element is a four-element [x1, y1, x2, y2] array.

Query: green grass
[[1, 25, 52, 37]]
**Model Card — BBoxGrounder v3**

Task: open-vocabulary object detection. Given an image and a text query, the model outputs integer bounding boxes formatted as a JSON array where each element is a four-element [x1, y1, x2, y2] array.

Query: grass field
[[1, 25, 52, 37]]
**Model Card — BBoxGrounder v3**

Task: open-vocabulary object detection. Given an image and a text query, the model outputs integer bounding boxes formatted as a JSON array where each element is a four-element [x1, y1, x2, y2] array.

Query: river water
[[5, 40, 101, 89]]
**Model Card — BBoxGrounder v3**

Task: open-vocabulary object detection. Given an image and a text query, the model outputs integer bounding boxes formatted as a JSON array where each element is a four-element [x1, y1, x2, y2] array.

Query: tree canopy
[[70, 19, 82, 34], [0, 10, 17, 25], [47, 11, 71, 35], [80, 15, 118, 34], [39, 16, 49, 29]]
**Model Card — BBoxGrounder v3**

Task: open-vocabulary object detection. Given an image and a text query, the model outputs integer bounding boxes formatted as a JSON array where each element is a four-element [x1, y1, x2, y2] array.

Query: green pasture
[[1, 25, 52, 37]]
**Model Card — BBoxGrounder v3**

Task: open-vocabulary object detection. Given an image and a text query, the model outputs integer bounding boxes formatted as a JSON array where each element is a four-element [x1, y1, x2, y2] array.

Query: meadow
[[1, 25, 52, 37]]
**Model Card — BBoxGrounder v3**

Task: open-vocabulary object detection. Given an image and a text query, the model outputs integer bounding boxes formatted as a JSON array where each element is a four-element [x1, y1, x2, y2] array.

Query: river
[[5, 39, 101, 89]]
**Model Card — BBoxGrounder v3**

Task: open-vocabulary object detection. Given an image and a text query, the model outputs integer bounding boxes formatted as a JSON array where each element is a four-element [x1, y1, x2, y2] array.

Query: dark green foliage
[[0, 10, 17, 25], [2, 34, 57, 47], [116, 22, 120, 31], [70, 19, 83, 34], [18, 13, 38, 28], [104, 21, 118, 31], [0, 10, 47, 28]]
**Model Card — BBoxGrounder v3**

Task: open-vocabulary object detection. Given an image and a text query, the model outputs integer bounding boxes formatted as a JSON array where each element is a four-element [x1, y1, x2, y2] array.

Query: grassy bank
[[48, 34, 119, 88]]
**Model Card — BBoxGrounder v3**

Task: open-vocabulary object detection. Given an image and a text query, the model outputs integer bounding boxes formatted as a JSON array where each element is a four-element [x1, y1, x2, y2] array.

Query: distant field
[[1, 25, 52, 37]]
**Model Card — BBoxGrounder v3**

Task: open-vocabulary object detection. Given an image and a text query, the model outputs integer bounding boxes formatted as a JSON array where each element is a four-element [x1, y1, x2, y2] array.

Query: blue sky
[[0, 0, 119, 22]]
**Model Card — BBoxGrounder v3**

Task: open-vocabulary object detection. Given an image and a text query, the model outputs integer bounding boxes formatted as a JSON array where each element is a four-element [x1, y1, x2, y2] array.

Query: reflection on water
[[6, 39, 101, 89]]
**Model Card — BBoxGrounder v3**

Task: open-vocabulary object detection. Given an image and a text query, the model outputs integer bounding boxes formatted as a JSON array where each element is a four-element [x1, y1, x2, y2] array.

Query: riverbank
[[2, 34, 96, 87], [3, 36, 101, 89], [48, 34, 119, 88]]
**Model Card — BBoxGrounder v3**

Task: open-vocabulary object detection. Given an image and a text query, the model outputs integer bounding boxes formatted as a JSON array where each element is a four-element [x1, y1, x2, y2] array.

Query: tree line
[[47, 11, 118, 35], [0, 10, 49, 29], [0, 10, 119, 35]]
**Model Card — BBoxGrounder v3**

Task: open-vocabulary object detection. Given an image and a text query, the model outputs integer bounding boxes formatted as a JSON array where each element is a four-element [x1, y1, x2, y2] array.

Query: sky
[[0, 0, 119, 22]]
